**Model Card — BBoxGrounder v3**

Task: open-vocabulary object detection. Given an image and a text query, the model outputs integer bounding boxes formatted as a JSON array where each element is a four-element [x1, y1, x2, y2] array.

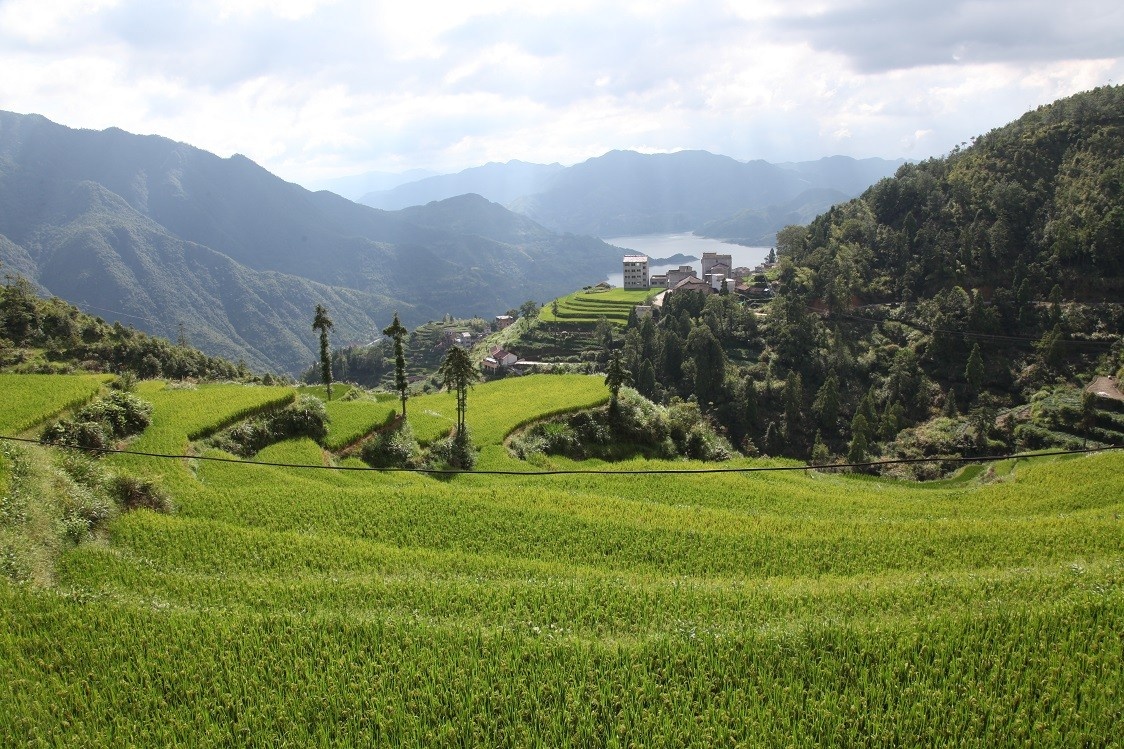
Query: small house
[[482, 348, 519, 374]]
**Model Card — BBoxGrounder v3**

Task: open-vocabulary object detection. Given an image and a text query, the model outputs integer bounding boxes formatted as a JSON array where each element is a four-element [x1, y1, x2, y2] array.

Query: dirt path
[[1086, 376, 1124, 402]]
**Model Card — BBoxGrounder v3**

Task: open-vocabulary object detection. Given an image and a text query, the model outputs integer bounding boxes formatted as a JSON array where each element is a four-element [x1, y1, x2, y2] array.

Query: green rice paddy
[[1, 374, 1121, 746]]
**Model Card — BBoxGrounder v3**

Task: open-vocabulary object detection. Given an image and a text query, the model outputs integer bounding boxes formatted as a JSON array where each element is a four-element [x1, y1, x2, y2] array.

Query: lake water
[[602, 233, 772, 287]]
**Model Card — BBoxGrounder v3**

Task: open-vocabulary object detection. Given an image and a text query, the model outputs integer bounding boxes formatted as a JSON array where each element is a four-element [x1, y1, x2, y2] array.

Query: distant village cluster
[[431, 249, 780, 379], [622, 251, 775, 299]]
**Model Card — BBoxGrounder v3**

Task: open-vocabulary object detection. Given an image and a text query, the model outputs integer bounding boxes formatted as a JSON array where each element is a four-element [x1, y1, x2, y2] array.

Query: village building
[[701, 251, 733, 278], [666, 265, 697, 289], [670, 276, 713, 295], [482, 347, 519, 374], [705, 261, 732, 291], [622, 255, 650, 289], [649, 273, 669, 287], [494, 315, 515, 329], [443, 330, 475, 347]]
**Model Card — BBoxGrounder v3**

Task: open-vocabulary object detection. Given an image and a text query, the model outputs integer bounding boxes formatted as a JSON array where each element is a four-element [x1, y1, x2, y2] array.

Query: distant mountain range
[[0, 111, 619, 373], [0, 109, 905, 374], [359, 151, 905, 242]]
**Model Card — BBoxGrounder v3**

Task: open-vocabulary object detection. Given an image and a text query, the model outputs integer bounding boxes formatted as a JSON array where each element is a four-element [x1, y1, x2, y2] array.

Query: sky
[[0, 0, 1121, 189]]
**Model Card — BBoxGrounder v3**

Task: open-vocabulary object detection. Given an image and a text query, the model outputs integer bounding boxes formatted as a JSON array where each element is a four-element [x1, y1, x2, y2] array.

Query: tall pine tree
[[312, 304, 334, 400], [383, 312, 410, 417]]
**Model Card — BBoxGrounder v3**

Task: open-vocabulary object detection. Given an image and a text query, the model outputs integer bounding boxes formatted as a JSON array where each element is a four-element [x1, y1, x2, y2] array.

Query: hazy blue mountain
[[361, 161, 564, 211], [361, 150, 903, 239], [776, 156, 907, 196], [308, 168, 438, 202], [0, 111, 618, 373], [696, 187, 852, 245], [510, 150, 803, 236]]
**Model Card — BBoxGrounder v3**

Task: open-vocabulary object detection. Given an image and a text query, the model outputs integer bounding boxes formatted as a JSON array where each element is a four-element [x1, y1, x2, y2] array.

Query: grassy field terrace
[[1, 373, 1122, 746], [538, 287, 659, 326]]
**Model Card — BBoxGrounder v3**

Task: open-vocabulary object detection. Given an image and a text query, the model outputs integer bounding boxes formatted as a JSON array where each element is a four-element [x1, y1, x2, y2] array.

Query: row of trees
[[312, 305, 479, 467]]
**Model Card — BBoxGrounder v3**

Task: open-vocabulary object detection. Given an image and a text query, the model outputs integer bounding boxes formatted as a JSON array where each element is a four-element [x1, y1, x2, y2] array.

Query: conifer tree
[[383, 312, 409, 417], [848, 412, 870, 465], [782, 371, 804, 444], [942, 390, 959, 418], [438, 345, 477, 436], [312, 304, 334, 400], [764, 420, 782, 456], [813, 370, 840, 436], [605, 349, 632, 413]]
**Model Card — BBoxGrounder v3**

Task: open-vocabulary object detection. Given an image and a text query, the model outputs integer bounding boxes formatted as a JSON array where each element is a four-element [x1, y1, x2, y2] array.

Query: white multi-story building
[[622, 255, 650, 289]]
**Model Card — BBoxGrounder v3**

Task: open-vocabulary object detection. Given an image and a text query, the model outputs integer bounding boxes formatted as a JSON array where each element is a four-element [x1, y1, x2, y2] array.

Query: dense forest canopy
[[602, 86, 1124, 473], [778, 85, 1124, 303]]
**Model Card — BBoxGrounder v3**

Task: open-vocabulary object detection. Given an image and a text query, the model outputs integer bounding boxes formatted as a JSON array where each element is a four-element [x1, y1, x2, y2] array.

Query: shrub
[[682, 422, 732, 461], [40, 391, 152, 453], [208, 396, 329, 457], [612, 389, 670, 444], [428, 429, 477, 471], [110, 475, 173, 513], [89, 391, 153, 437], [272, 396, 329, 443], [61, 483, 115, 541], [361, 422, 421, 469], [41, 419, 112, 452], [509, 389, 731, 463], [109, 372, 137, 392]]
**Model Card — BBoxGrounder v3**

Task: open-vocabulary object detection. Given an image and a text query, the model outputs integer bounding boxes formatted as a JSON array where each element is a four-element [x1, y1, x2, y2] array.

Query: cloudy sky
[[1, 0, 1121, 188]]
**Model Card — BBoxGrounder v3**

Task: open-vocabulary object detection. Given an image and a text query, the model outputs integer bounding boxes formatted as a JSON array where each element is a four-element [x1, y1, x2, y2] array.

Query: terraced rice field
[[539, 288, 657, 325], [1, 374, 1122, 746]]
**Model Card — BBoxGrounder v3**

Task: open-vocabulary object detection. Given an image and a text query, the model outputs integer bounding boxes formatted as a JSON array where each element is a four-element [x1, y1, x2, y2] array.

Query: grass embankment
[[2, 374, 1122, 746], [538, 287, 657, 326]]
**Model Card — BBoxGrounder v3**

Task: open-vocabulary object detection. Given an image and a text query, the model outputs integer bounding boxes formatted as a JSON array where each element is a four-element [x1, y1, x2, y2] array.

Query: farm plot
[[2, 375, 1123, 746], [408, 374, 609, 445], [0, 373, 110, 433], [323, 399, 399, 450], [539, 288, 656, 325]]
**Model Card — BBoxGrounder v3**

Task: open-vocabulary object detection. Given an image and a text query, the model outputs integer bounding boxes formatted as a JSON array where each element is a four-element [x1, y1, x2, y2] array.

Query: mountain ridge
[[0, 110, 620, 373], [357, 150, 905, 240]]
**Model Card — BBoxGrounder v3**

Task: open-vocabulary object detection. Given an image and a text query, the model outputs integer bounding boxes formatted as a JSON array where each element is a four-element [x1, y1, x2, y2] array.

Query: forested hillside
[[780, 85, 1123, 302], [603, 86, 1124, 470], [0, 275, 258, 382]]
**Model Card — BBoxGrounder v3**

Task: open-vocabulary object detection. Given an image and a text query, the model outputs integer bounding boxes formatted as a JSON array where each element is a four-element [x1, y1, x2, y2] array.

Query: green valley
[[1, 83, 1123, 749], [2, 372, 1122, 746]]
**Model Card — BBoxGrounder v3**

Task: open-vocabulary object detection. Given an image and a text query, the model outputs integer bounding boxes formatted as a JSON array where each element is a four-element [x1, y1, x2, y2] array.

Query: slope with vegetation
[[580, 86, 1124, 471], [1, 371, 1121, 745], [1, 274, 260, 381]]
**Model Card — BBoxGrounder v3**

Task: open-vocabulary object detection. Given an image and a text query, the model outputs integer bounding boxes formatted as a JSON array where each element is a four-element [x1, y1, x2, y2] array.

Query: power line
[[1, 434, 1119, 477]]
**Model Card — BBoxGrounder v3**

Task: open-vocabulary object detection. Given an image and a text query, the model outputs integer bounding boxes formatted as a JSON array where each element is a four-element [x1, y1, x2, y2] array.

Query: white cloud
[[0, 0, 120, 43], [0, 0, 1120, 184]]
